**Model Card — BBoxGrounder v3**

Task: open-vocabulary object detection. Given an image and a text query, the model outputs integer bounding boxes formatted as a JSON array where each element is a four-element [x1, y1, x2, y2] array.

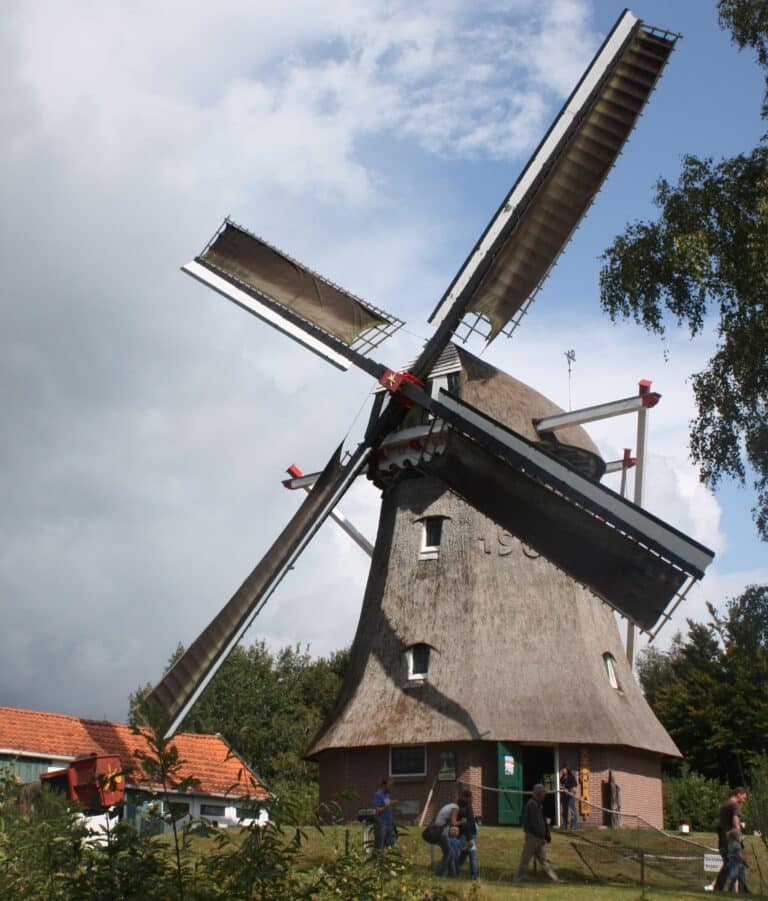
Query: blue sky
[[1, 0, 765, 721]]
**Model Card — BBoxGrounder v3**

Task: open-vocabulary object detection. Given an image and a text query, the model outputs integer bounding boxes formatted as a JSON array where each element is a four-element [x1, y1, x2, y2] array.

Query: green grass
[[292, 824, 768, 898]]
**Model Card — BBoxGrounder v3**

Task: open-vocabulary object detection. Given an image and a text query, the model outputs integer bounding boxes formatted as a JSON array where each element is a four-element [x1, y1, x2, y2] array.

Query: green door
[[497, 742, 523, 824]]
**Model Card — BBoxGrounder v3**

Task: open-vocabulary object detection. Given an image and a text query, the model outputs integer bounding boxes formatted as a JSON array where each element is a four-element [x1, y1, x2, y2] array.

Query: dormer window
[[407, 643, 431, 680], [603, 653, 620, 690], [419, 516, 446, 560]]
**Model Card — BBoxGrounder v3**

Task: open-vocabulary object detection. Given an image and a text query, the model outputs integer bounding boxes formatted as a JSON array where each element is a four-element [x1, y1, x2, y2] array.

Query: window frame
[[389, 745, 427, 778], [419, 515, 447, 560], [603, 652, 620, 690], [200, 802, 227, 818], [407, 643, 431, 681]]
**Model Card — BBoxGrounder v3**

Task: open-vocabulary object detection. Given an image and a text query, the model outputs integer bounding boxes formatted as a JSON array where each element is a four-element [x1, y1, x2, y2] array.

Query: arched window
[[407, 643, 431, 680], [603, 652, 620, 690]]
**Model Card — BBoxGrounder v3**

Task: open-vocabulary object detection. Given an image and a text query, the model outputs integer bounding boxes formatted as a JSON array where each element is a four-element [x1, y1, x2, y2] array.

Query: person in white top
[[433, 799, 462, 877]]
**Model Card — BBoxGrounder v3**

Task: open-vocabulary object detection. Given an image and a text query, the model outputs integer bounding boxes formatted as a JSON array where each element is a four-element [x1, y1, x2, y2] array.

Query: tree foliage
[[637, 584, 768, 785], [130, 641, 349, 800], [599, 0, 768, 539]]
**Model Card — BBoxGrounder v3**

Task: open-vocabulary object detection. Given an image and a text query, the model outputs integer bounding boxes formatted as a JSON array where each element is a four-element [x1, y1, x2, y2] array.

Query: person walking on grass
[[514, 784, 563, 884], [714, 786, 748, 891]]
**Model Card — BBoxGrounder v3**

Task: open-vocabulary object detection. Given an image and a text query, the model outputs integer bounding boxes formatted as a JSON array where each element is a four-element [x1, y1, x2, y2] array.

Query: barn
[[0, 705, 268, 831]]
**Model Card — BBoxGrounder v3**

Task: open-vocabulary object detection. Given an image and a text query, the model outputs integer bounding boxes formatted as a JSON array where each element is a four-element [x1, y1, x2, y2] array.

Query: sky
[[1, 0, 766, 722]]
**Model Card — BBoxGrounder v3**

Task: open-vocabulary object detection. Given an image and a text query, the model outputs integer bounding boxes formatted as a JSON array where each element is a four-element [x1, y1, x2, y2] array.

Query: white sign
[[504, 755, 515, 776], [703, 854, 723, 873]]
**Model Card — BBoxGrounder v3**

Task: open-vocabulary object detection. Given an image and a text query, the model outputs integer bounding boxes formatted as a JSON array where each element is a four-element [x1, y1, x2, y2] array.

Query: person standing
[[372, 777, 398, 853], [714, 787, 748, 891], [457, 789, 479, 881], [514, 784, 562, 884], [559, 766, 578, 829]]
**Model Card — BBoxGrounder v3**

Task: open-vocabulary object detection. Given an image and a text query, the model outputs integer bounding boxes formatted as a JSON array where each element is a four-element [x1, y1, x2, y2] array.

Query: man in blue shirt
[[372, 777, 398, 852]]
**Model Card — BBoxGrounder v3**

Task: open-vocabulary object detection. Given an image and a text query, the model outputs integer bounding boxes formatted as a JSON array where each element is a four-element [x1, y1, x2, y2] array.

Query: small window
[[419, 516, 445, 560], [603, 653, 620, 690], [200, 803, 226, 817], [390, 745, 426, 777], [408, 643, 430, 680]]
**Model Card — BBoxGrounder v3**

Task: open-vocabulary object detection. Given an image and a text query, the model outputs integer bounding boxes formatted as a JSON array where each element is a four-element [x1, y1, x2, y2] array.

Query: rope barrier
[[449, 780, 717, 852]]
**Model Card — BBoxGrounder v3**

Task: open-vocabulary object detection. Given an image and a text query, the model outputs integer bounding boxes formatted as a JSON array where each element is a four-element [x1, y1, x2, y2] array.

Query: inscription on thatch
[[475, 530, 539, 559]]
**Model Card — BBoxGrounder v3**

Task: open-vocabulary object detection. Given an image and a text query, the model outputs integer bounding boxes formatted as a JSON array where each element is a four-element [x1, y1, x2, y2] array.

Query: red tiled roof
[[0, 706, 268, 799]]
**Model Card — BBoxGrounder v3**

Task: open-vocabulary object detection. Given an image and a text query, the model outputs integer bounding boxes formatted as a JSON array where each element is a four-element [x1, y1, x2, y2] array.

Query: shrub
[[662, 764, 728, 830], [305, 841, 457, 901], [0, 766, 87, 899]]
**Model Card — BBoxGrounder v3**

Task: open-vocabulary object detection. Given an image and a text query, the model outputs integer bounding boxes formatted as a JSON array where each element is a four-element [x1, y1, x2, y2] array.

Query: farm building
[[0, 705, 268, 831]]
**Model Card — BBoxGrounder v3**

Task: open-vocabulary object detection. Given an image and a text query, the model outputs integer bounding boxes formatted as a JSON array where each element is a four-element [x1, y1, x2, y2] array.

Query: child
[[723, 827, 749, 893], [446, 825, 463, 875]]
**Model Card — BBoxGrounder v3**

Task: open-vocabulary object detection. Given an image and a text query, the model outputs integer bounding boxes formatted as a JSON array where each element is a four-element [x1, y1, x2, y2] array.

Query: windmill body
[[308, 349, 678, 827], [144, 11, 710, 829]]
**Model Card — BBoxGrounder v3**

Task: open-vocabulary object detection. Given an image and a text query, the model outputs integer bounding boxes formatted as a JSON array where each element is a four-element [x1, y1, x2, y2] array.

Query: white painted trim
[[0, 749, 74, 762], [182, 261, 351, 371], [418, 516, 444, 561], [603, 652, 620, 690], [430, 10, 638, 328], [535, 394, 655, 433], [406, 644, 430, 681]]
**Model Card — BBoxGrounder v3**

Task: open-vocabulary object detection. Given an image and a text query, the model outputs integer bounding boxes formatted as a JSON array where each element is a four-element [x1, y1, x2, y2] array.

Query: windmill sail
[[184, 220, 403, 371], [143, 442, 372, 736], [428, 10, 678, 343], [408, 388, 713, 631]]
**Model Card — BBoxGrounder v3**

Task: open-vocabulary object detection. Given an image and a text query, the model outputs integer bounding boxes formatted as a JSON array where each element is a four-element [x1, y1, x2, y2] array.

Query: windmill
[[145, 10, 712, 826]]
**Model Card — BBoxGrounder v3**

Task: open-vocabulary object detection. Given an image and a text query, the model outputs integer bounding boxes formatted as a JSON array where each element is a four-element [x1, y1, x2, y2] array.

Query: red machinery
[[40, 754, 125, 812]]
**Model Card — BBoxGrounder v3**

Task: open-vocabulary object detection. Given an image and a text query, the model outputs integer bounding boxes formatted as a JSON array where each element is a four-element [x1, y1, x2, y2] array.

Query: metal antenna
[[565, 349, 576, 410]]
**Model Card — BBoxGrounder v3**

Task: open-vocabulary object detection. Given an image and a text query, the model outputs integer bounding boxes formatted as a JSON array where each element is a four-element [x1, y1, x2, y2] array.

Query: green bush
[[305, 842, 458, 901], [662, 764, 728, 830]]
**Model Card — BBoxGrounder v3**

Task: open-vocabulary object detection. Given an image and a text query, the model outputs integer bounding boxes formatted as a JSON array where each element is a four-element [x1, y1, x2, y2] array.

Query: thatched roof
[[307, 351, 679, 759], [456, 348, 604, 478]]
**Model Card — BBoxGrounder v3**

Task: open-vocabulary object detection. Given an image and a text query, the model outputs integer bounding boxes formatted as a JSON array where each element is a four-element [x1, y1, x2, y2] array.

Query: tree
[[637, 623, 724, 779], [599, 0, 768, 539], [637, 585, 768, 785], [130, 641, 349, 794]]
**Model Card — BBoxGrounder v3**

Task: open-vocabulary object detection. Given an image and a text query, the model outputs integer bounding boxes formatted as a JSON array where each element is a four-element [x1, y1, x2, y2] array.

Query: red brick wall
[[315, 742, 663, 828], [559, 744, 663, 829], [316, 742, 497, 824]]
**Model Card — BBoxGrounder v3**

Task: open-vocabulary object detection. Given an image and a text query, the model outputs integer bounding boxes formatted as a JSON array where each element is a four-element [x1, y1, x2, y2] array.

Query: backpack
[[421, 823, 443, 845]]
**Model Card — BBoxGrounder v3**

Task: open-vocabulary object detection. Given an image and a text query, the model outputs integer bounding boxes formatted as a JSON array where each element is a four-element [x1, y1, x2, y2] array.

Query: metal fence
[[571, 831, 768, 896]]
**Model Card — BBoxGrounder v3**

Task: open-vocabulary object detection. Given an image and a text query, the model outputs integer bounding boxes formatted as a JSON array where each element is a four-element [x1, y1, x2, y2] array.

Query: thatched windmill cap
[[455, 347, 604, 479]]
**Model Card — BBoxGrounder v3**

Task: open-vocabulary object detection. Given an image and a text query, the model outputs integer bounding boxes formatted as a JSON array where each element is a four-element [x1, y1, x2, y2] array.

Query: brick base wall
[[315, 741, 664, 828]]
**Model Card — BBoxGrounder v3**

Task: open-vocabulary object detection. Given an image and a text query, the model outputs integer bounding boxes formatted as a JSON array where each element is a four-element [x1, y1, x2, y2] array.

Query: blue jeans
[[567, 795, 578, 828], [458, 840, 479, 880], [724, 859, 749, 893], [373, 821, 396, 852], [435, 832, 457, 877]]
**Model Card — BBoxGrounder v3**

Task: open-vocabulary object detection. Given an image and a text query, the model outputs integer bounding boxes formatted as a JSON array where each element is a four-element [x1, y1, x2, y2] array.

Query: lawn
[[293, 824, 768, 898]]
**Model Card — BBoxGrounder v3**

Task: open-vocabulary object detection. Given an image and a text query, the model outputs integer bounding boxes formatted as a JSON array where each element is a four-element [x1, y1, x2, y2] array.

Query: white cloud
[[1, 0, 762, 726]]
